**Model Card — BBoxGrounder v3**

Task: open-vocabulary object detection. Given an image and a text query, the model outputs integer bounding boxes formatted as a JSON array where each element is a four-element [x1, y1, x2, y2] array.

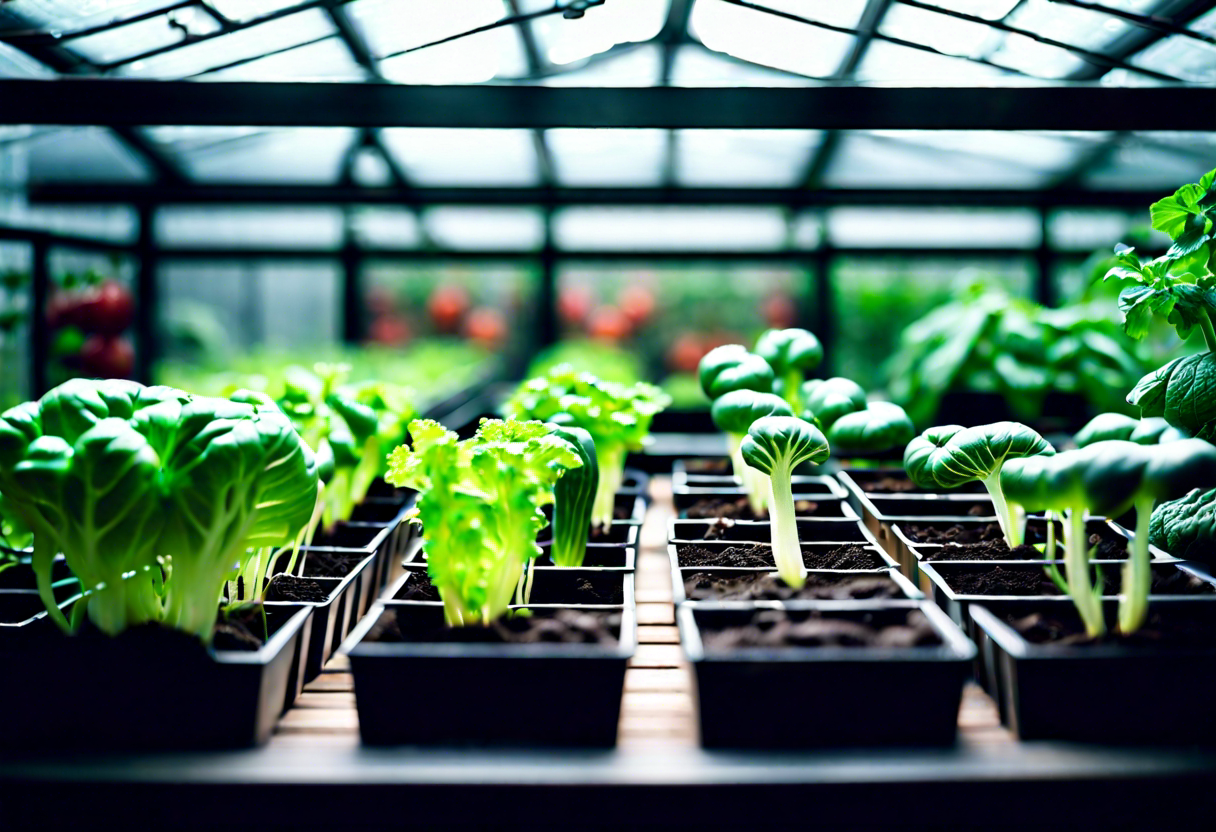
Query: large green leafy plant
[[1105, 168, 1216, 441], [1002, 439, 1216, 637], [386, 418, 581, 626], [0, 380, 319, 643], [504, 365, 669, 529]]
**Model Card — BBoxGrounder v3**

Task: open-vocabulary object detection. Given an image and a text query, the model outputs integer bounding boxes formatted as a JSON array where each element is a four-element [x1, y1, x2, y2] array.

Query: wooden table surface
[[3, 477, 1215, 829]]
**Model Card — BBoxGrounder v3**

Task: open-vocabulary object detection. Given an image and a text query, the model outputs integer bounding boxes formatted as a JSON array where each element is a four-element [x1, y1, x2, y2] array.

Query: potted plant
[[347, 418, 636, 745], [0, 379, 319, 749], [969, 437, 1216, 742]]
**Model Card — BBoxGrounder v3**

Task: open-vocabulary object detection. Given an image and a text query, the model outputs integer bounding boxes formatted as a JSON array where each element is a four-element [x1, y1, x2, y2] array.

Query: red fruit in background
[[763, 292, 797, 329], [667, 333, 706, 373], [428, 285, 470, 333], [618, 285, 655, 326], [464, 306, 507, 346], [75, 281, 135, 336], [558, 286, 593, 325], [587, 306, 631, 342], [706, 331, 744, 350], [47, 292, 84, 330], [78, 335, 134, 379], [369, 314, 412, 346]]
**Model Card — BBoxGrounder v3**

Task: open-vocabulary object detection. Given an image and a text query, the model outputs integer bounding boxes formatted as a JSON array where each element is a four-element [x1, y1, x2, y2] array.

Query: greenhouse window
[[690, 0, 858, 78], [553, 207, 789, 251], [155, 207, 346, 251], [379, 128, 540, 186], [422, 207, 545, 251], [675, 130, 821, 187], [547, 129, 666, 186], [826, 208, 1042, 249], [524, 0, 669, 65]]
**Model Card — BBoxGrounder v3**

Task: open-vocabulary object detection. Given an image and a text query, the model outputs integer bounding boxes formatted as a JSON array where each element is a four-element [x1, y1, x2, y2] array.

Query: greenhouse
[[1, 0, 1215, 827]]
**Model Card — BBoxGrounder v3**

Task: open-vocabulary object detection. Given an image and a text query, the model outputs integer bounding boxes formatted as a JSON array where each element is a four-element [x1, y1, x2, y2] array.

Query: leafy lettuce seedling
[[387, 418, 581, 626], [904, 422, 1055, 548], [549, 425, 598, 568], [504, 365, 669, 529], [741, 416, 830, 588]]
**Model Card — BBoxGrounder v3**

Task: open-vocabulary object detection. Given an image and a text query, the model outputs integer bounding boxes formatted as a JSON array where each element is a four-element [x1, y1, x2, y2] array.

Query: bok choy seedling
[[740, 416, 830, 588], [504, 365, 669, 529], [0, 380, 320, 643], [904, 422, 1055, 548], [1001, 439, 1216, 637], [710, 390, 793, 515], [386, 418, 582, 626], [698, 345, 776, 399], [1074, 413, 1184, 447], [754, 328, 823, 410]]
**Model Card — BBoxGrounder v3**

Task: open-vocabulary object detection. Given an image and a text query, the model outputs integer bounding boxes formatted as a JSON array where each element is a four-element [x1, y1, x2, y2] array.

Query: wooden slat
[[636, 602, 676, 626], [624, 668, 694, 692], [637, 625, 680, 644]]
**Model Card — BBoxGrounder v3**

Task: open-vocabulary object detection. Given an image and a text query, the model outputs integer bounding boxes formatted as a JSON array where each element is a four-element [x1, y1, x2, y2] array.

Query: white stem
[[981, 472, 1014, 548], [1064, 509, 1105, 638], [768, 469, 806, 589], [1118, 497, 1154, 634]]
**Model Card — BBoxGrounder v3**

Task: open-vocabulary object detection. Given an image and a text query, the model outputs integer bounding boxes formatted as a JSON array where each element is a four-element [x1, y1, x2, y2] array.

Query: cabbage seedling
[[387, 418, 581, 626], [1002, 439, 1216, 636], [504, 365, 669, 529], [826, 401, 915, 456], [754, 328, 823, 410], [698, 345, 776, 399], [904, 422, 1055, 547], [549, 425, 598, 568], [710, 390, 793, 514], [800, 377, 867, 430], [740, 416, 830, 588], [1074, 412, 1184, 447]]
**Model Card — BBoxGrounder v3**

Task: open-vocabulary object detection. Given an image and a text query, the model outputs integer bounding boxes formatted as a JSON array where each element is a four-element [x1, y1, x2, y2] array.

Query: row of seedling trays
[[838, 467, 1216, 744], [669, 461, 975, 748]]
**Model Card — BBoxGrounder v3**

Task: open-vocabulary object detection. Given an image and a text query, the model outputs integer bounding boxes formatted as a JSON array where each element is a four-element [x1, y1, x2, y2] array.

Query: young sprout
[[825, 401, 915, 457], [1074, 412, 1185, 447], [740, 416, 830, 589], [1002, 439, 1216, 637], [698, 345, 776, 399], [710, 390, 793, 515], [904, 422, 1055, 548], [754, 328, 823, 410]]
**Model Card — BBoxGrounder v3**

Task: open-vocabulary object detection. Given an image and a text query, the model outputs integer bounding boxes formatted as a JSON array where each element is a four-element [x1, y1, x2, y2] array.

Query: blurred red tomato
[[428, 285, 470, 332], [667, 333, 706, 373], [75, 281, 135, 336], [369, 314, 412, 346], [587, 306, 631, 341], [618, 285, 655, 326], [47, 292, 83, 330], [558, 286, 593, 325], [78, 335, 134, 379], [464, 307, 507, 346], [706, 331, 745, 350], [763, 293, 797, 328]]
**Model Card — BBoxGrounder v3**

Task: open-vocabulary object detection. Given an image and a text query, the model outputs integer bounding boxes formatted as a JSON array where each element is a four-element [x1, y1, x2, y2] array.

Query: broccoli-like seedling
[[800, 377, 867, 430], [754, 328, 823, 410], [698, 346, 775, 400], [740, 416, 830, 588], [826, 401, 914, 456]]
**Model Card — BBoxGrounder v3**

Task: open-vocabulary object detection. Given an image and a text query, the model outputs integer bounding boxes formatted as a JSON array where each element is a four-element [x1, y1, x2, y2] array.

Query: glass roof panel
[[986, 32, 1091, 78], [524, 0, 668, 65], [350, 207, 423, 249], [378, 26, 528, 84], [24, 126, 151, 182], [1047, 209, 1142, 251], [676, 130, 821, 187], [155, 206, 345, 249], [691, 0, 857, 78], [827, 207, 1042, 248], [1, 1, 177, 29], [546, 129, 666, 186], [669, 44, 814, 86], [423, 207, 544, 250], [1085, 132, 1216, 190], [761, 0, 868, 29], [67, 8, 220, 65], [539, 44, 661, 86], [379, 128, 540, 186], [879, 5, 1002, 57], [554, 207, 788, 251], [210, 1, 304, 22], [913, 0, 1021, 19], [1131, 9, 1216, 83], [347, 0, 503, 57], [202, 37, 366, 81], [0, 41, 54, 77], [145, 126, 357, 183], [856, 41, 1014, 83], [1004, 0, 1141, 54], [116, 10, 335, 78]]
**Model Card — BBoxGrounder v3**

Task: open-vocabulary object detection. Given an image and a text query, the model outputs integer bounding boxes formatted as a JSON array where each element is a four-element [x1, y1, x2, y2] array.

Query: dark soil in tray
[[920, 533, 1130, 561], [677, 543, 886, 570], [367, 608, 620, 646], [906, 522, 1004, 545], [702, 607, 941, 649], [685, 458, 731, 474], [300, 550, 367, 578], [397, 571, 440, 602], [684, 571, 905, 602], [945, 565, 1215, 597], [266, 575, 331, 603], [1009, 608, 1216, 648], [396, 571, 624, 605], [855, 474, 987, 495], [683, 496, 826, 520]]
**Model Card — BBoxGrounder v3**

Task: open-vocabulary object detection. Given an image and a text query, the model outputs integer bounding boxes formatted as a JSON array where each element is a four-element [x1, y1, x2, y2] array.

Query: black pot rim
[[669, 558, 924, 605], [667, 540, 899, 576]]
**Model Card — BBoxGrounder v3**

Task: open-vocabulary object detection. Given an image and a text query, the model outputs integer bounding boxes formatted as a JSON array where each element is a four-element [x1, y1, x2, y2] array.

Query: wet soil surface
[[396, 571, 624, 605], [677, 543, 886, 570], [368, 608, 620, 646], [684, 571, 906, 602], [300, 550, 368, 578], [397, 571, 440, 602], [684, 497, 826, 520], [858, 476, 987, 495], [685, 458, 732, 474], [945, 564, 1214, 597], [702, 608, 941, 649], [266, 575, 332, 603], [919, 534, 1130, 562], [1010, 608, 1216, 648]]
